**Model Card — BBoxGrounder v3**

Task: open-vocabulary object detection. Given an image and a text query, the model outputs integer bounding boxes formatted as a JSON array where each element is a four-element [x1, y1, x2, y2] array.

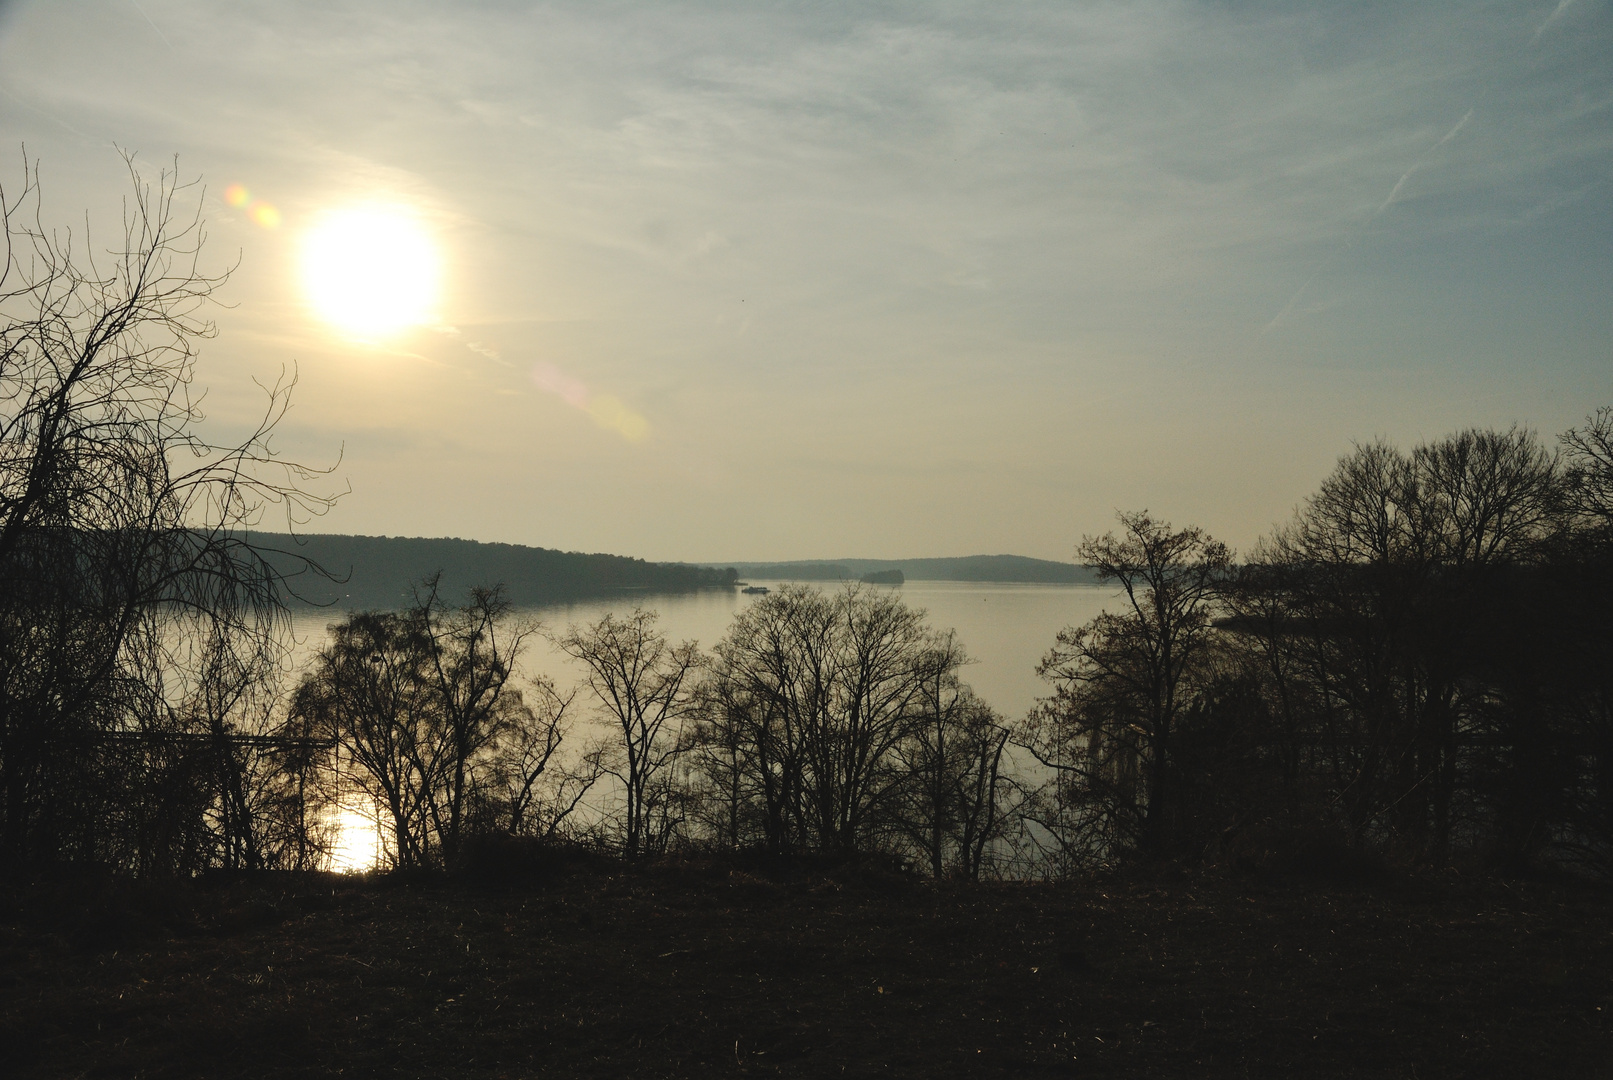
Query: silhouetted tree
[[1562, 406, 1613, 538], [1019, 511, 1230, 865], [411, 576, 538, 863], [696, 585, 831, 856], [1253, 429, 1558, 858], [467, 673, 602, 845], [292, 583, 548, 868], [558, 609, 702, 858], [694, 584, 992, 865], [0, 153, 337, 872], [292, 609, 437, 867], [1170, 420, 1613, 876], [685, 667, 771, 852], [1544, 409, 1613, 872], [893, 631, 1012, 879]]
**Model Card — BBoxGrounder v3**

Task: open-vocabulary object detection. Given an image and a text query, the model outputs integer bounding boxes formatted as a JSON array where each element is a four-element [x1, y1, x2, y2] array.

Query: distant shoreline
[[706, 554, 1098, 585], [247, 533, 1097, 609]]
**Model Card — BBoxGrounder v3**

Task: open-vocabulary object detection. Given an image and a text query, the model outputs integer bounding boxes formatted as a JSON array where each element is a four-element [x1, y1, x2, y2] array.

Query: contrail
[[1533, 0, 1578, 41], [1264, 109, 1474, 335], [1260, 273, 1318, 336], [128, 0, 175, 53], [1266, 0, 1564, 339], [0, 84, 98, 141], [1375, 110, 1473, 216]]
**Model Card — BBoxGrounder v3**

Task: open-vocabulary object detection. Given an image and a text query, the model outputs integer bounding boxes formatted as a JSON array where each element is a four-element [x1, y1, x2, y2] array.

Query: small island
[[858, 568, 904, 585]]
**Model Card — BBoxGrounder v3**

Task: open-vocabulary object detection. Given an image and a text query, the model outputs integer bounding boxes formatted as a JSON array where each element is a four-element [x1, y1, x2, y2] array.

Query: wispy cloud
[[464, 340, 511, 367], [2, 1, 1607, 556]]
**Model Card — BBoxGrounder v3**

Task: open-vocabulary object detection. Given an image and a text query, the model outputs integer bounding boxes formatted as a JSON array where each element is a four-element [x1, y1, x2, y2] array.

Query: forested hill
[[713, 554, 1099, 584], [248, 536, 1093, 610], [249, 534, 738, 610]]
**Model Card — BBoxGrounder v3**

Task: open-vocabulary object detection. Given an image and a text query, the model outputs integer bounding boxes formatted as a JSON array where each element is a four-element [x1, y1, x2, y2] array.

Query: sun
[[302, 206, 439, 337]]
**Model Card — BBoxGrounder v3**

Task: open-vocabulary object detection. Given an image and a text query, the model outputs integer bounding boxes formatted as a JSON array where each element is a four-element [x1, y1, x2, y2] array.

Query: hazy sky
[[1, 1, 1609, 562]]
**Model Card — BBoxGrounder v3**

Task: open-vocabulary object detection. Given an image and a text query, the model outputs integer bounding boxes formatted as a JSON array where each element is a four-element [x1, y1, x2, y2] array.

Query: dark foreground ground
[[1, 856, 1609, 1079]]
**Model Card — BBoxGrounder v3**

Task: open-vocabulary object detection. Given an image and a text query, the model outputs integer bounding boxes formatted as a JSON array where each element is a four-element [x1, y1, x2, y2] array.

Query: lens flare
[[302, 206, 439, 337], [530, 361, 650, 441], [224, 183, 280, 228], [586, 394, 651, 442]]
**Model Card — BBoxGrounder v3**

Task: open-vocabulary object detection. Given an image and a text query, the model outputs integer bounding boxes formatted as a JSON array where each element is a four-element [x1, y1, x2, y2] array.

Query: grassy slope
[[2, 861, 1608, 1078]]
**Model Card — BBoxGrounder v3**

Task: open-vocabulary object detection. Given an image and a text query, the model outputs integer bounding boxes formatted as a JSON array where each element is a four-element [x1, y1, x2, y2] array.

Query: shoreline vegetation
[[252, 533, 740, 609], [716, 554, 1100, 585], [250, 533, 1096, 609]]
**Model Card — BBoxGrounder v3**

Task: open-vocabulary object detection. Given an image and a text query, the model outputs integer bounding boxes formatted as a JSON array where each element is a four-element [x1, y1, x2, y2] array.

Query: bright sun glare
[[302, 206, 439, 337], [330, 804, 384, 873]]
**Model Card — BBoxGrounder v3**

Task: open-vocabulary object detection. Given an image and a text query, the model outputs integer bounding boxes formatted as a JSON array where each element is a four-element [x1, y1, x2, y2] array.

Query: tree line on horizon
[[252, 533, 738, 610], [271, 407, 1613, 881], [2, 157, 1608, 881]]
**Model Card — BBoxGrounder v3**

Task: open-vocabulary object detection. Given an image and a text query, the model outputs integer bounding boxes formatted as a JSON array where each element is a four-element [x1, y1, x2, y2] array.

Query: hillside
[[249, 534, 737, 609], [4, 860, 1607, 1078], [716, 554, 1099, 584], [241, 535, 1095, 611]]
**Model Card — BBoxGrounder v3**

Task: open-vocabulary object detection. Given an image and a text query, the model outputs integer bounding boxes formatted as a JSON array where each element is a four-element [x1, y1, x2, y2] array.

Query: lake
[[288, 579, 1117, 870], [289, 580, 1117, 722]]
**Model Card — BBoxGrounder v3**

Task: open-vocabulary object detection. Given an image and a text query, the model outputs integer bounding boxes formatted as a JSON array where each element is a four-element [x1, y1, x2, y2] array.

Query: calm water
[[288, 580, 1115, 721], [288, 580, 1116, 868]]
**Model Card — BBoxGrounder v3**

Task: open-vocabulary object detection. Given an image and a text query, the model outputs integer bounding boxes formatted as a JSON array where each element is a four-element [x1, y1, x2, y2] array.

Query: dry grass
[[1, 857, 1609, 1078]]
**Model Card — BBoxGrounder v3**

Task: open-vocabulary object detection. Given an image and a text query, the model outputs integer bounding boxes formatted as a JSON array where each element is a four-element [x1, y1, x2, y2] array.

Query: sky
[[0, 0, 1609, 563]]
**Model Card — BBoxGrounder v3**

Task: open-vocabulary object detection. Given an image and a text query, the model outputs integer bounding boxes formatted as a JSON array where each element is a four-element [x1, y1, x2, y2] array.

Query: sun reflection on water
[[329, 803, 385, 874]]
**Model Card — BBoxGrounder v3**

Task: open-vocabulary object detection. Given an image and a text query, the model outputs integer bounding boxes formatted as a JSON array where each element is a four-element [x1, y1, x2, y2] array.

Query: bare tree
[[699, 585, 835, 856], [412, 577, 536, 863], [0, 152, 338, 872], [806, 585, 934, 853], [949, 705, 1013, 879], [1553, 409, 1613, 872], [1019, 511, 1230, 863], [1252, 430, 1559, 857], [894, 631, 1012, 879], [478, 674, 602, 843], [558, 609, 702, 858], [292, 583, 543, 869], [695, 584, 976, 860], [1562, 406, 1613, 540], [685, 669, 771, 852], [292, 610, 437, 868]]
